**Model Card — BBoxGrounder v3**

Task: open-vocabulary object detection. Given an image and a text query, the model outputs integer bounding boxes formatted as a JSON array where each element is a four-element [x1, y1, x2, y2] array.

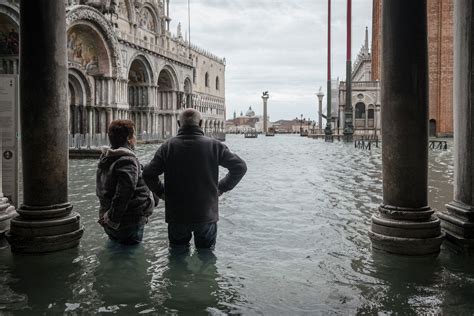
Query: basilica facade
[[0, 0, 226, 142]]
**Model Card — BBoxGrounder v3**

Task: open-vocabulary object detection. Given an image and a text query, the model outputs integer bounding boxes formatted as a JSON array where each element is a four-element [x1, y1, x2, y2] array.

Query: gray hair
[[178, 108, 202, 127]]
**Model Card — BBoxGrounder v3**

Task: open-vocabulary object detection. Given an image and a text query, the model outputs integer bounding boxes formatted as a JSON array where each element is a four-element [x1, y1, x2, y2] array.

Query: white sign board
[[0, 75, 18, 207]]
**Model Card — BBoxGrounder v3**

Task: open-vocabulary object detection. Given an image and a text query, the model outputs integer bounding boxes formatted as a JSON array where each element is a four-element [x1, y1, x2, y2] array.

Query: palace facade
[[0, 0, 226, 141]]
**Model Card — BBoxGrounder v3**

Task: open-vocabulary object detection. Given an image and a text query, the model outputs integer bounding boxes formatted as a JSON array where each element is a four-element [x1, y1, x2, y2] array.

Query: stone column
[[7, 0, 83, 253], [438, 0, 474, 253], [368, 0, 443, 255], [317, 90, 324, 133], [171, 114, 177, 136], [262, 93, 269, 134], [375, 105, 381, 135]]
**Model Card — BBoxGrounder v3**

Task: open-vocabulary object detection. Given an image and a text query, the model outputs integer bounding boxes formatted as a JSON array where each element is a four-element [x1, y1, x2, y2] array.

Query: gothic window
[[205, 72, 209, 87], [193, 68, 196, 84], [368, 108, 374, 119], [355, 102, 366, 119], [216, 76, 220, 90]]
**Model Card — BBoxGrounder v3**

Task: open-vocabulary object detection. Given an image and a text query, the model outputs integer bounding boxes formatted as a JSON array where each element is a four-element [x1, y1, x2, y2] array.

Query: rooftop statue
[[79, 0, 118, 18], [177, 22, 182, 38]]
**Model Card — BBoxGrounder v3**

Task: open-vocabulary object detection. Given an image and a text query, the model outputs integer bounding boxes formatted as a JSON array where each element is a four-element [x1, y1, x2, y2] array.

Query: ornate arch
[[158, 64, 179, 90], [118, 0, 135, 23], [184, 77, 192, 93], [139, 2, 160, 33], [128, 53, 155, 83], [68, 67, 92, 106], [0, 2, 19, 27], [66, 5, 122, 77]]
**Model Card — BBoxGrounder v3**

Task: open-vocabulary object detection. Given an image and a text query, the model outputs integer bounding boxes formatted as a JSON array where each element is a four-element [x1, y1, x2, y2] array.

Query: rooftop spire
[[365, 26, 369, 50]]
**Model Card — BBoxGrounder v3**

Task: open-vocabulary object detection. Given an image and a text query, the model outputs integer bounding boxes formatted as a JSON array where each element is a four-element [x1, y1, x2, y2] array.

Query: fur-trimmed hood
[[97, 146, 136, 170]]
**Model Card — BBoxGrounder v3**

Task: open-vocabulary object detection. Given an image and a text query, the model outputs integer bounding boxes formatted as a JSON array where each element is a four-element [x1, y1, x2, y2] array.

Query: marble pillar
[[368, 0, 443, 255], [317, 91, 324, 133], [438, 0, 474, 253], [7, 0, 83, 253], [262, 93, 269, 134]]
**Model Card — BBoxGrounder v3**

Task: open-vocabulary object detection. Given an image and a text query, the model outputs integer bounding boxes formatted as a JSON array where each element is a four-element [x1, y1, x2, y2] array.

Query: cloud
[[171, 0, 372, 121]]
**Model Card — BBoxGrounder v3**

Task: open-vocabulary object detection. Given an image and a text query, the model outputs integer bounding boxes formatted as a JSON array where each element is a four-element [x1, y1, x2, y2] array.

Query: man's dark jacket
[[96, 147, 154, 228], [143, 125, 247, 224]]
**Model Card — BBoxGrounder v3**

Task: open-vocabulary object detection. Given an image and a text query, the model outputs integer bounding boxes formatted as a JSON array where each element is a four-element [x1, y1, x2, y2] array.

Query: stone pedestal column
[[262, 93, 269, 134], [7, 0, 83, 253], [317, 90, 324, 133], [438, 0, 474, 253], [369, 0, 443, 255]]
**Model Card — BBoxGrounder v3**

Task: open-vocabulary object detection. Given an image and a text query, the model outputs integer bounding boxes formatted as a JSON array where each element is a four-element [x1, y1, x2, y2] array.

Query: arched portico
[[157, 65, 179, 138], [127, 55, 155, 137], [0, 9, 19, 74], [68, 69, 92, 136]]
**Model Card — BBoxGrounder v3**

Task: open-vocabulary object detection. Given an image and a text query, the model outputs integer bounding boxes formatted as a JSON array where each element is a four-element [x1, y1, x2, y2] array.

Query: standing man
[[143, 109, 247, 251]]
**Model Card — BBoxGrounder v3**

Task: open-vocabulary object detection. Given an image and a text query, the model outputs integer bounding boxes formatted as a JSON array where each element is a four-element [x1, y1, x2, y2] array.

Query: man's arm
[[143, 146, 166, 198], [218, 145, 247, 194], [105, 158, 139, 229]]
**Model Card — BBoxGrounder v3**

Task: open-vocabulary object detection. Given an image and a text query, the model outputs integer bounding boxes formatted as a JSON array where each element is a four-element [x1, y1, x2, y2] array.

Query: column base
[[369, 205, 444, 255], [439, 201, 474, 254], [0, 195, 18, 248], [6, 203, 84, 253]]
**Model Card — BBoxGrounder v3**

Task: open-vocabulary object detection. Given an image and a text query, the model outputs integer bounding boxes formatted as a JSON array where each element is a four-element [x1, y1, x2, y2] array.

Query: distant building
[[272, 119, 307, 134], [226, 106, 271, 133], [336, 27, 381, 136]]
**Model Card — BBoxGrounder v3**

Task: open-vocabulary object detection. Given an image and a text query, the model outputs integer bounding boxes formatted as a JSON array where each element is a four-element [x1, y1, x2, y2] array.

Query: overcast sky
[[170, 0, 373, 121]]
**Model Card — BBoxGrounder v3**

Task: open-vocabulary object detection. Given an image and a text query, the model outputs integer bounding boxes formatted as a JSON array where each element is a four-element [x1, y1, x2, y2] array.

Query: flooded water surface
[[1, 135, 473, 315]]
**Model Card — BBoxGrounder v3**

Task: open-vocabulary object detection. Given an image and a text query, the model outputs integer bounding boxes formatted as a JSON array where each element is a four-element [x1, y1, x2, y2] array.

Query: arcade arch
[[127, 55, 154, 136], [157, 66, 179, 138]]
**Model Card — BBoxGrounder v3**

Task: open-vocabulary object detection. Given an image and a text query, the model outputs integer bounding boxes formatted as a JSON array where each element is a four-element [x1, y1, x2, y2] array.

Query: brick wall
[[372, 0, 454, 137], [371, 0, 381, 81], [427, 0, 453, 137]]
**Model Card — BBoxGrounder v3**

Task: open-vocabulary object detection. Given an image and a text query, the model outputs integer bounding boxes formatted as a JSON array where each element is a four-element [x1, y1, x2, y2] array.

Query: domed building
[[245, 106, 255, 117], [225, 106, 271, 133]]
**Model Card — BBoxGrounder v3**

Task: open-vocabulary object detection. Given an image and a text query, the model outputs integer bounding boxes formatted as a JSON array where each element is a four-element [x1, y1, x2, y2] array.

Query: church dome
[[245, 106, 255, 117]]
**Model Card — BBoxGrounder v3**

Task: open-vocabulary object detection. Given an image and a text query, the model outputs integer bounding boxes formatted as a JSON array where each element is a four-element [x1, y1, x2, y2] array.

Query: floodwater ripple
[[0, 134, 473, 315]]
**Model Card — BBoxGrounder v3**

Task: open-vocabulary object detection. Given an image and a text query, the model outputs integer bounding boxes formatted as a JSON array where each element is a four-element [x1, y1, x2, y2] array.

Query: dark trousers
[[104, 224, 145, 245], [168, 222, 217, 250]]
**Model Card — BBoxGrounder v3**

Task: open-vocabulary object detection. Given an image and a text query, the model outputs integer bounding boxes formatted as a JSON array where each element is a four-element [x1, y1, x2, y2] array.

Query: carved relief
[[139, 7, 155, 31], [118, 0, 129, 19]]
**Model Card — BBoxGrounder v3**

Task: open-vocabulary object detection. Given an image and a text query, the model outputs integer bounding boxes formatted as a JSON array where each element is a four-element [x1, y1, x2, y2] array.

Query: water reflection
[[3, 249, 82, 315], [159, 250, 221, 315], [93, 243, 153, 314], [0, 135, 470, 314], [356, 250, 443, 314]]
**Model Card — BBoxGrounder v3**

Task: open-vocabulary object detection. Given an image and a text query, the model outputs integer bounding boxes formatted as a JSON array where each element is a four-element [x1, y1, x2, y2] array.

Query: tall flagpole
[[188, 0, 191, 56], [325, 0, 333, 135], [344, 0, 354, 137]]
